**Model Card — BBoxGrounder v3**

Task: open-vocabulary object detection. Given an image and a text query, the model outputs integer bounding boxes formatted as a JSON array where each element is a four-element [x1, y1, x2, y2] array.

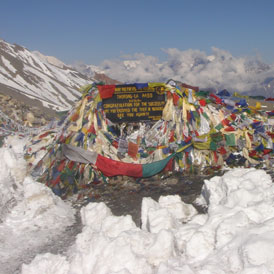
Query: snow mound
[[22, 168, 274, 273], [0, 136, 75, 273]]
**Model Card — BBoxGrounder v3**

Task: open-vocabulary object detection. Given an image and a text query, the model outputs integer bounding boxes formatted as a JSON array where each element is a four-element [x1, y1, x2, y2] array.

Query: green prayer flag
[[142, 154, 174, 177], [210, 141, 217, 151], [211, 132, 223, 143], [225, 134, 236, 146], [202, 112, 210, 120], [215, 123, 224, 131]]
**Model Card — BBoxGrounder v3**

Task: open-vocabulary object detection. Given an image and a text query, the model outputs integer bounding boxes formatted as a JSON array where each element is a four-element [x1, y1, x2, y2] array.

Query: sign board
[[102, 85, 166, 123]]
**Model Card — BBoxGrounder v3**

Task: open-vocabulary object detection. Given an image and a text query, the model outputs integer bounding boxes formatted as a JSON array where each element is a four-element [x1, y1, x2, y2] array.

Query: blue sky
[[1, 0, 274, 65]]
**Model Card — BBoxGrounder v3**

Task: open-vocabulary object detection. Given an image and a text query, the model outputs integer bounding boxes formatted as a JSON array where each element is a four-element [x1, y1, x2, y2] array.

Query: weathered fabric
[[62, 143, 192, 178], [98, 85, 116, 99], [142, 154, 175, 177], [95, 154, 143, 177], [62, 144, 98, 164]]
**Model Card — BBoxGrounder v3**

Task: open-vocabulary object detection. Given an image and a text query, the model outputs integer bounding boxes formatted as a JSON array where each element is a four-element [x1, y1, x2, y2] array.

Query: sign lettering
[[102, 85, 166, 123]]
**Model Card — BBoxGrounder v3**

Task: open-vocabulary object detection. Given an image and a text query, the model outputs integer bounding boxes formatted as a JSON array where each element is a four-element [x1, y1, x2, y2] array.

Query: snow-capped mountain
[[99, 48, 274, 97], [0, 39, 93, 112], [72, 62, 105, 78], [0, 38, 273, 120], [72, 62, 121, 85]]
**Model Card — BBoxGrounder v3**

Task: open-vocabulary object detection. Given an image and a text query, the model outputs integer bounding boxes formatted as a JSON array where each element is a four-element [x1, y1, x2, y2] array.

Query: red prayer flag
[[213, 151, 218, 163], [128, 142, 139, 159], [39, 131, 50, 139], [184, 136, 192, 143], [249, 150, 257, 157], [98, 85, 116, 99], [187, 111, 191, 121], [169, 130, 175, 142], [199, 99, 206, 106], [57, 159, 66, 172], [164, 158, 173, 172], [51, 175, 61, 186], [112, 140, 118, 148], [210, 94, 222, 104], [172, 93, 180, 106], [222, 119, 230, 127], [230, 113, 237, 120], [180, 83, 199, 92], [267, 132, 274, 139], [218, 146, 227, 155], [70, 113, 79, 122], [68, 161, 75, 170], [263, 149, 272, 155], [95, 154, 143, 177], [87, 123, 96, 134], [224, 126, 235, 132]]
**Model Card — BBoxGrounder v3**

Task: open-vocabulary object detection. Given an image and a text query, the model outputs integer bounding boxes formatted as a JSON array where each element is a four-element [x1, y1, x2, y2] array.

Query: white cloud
[[99, 47, 274, 96]]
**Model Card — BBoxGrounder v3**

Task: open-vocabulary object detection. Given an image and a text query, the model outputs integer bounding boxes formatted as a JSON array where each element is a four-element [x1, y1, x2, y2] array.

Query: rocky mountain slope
[[0, 39, 123, 127], [0, 39, 93, 113]]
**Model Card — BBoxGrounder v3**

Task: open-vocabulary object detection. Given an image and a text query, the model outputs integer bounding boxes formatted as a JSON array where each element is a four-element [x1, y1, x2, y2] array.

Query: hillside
[[0, 40, 92, 120]]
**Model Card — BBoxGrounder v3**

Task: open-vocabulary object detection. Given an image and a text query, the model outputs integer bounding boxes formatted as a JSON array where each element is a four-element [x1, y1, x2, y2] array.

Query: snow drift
[[22, 167, 274, 273]]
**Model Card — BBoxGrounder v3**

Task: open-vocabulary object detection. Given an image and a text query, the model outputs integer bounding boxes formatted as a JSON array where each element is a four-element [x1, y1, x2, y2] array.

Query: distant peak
[[32, 51, 66, 68]]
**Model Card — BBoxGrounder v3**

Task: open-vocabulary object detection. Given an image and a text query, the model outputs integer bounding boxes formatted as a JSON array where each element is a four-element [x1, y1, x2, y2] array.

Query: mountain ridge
[[0, 39, 122, 127], [0, 39, 92, 112], [0, 39, 272, 129]]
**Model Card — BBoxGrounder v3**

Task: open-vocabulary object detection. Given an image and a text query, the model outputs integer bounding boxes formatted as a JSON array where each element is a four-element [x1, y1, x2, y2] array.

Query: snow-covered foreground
[[0, 137, 76, 274], [1, 136, 274, 273]]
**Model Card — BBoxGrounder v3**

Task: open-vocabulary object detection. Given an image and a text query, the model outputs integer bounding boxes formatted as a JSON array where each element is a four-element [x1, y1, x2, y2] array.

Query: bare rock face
[[0, 92, 54, 127], [93, 72, 122, 85]]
